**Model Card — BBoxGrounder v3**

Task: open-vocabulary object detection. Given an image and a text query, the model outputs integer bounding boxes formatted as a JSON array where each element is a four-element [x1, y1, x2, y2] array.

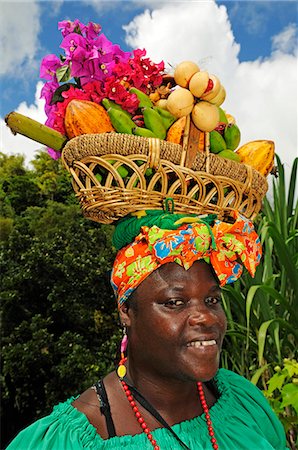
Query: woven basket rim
[[62, 133, 268, 198]]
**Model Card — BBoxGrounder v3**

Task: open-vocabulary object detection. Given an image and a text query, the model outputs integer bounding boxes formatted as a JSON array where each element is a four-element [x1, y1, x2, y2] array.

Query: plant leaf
[[56, 65, 71, 83], [280, 383, 298, 414]]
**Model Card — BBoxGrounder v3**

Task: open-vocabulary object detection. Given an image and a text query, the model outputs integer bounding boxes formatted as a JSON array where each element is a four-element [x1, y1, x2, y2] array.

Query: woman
[[6, 212, 287, 449]]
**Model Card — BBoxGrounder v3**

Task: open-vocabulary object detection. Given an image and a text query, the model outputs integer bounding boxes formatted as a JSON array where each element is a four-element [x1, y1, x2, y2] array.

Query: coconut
[[191, 101, 219, 132], [166, 88, 194, 118], [201, 75, 221, 101], [209, 85, 226, 106], [188, 71, 209, 98], [174, 61, 200, 88]]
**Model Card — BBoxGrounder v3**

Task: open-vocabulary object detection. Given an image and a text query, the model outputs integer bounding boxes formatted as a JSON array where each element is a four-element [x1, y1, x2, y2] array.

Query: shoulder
[[215, 369, 287, 449], [216, 368, 273, 409], [6, 396, 103, 450]]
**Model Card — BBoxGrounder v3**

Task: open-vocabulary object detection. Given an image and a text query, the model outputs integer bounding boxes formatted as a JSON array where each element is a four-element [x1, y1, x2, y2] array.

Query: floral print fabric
[[111, 212, 262, 307]]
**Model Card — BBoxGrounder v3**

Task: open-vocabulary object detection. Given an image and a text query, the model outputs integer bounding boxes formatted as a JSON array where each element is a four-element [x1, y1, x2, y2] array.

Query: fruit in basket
[[235, 140, 275, 176], [64, 100, 114, 138], [102, 98, 132, 118], [209, 85, 226, 106], [191, 101, 219, 132], [201, 75, 221, 101], [210, 130, 227, 154], [130, 87, 153, 108], [224, 123, 241, 150], [166, 88, 195, 118], [217, 149, 241, 162], [166, 116, 187, 144], [153, 107, 177, 129], [174, 61, 200, 88], [142, 107, 167, 140], [105, 105, 136, 134], [189, 71, 209, 98], [133, 126, 156, 138]]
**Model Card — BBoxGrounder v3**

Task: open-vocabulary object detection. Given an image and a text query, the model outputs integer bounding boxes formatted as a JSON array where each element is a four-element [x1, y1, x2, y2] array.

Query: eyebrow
[[168, 284, 221, 294]]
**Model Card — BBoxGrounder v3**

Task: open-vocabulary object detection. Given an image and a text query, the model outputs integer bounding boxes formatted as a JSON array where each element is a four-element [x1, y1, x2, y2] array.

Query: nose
[[188, 304, 218, 327]]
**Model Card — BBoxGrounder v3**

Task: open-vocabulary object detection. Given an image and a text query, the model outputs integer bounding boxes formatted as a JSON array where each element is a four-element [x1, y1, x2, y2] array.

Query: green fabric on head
[[112, 210, 217, 250]]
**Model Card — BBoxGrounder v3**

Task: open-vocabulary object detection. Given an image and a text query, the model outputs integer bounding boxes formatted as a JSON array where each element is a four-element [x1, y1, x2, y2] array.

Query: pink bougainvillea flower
[[40, 54, 62, 81], [85, 21, 102, 40], [47, 147, 61, 160], [58, 19, 86, 37], [40, 79, 60, 114], [60, 33, 87, 60]]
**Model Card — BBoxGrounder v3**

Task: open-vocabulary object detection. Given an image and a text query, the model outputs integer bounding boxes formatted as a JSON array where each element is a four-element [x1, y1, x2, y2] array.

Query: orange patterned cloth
[[111, 211, 262, 307]]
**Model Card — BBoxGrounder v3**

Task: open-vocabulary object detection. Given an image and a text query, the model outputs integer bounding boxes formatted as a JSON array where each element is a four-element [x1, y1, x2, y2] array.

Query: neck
[[125, 356, 202, 413]]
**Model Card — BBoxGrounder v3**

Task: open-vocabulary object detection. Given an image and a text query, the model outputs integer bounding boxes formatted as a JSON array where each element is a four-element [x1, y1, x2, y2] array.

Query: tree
[[1, 153, 119, 447]]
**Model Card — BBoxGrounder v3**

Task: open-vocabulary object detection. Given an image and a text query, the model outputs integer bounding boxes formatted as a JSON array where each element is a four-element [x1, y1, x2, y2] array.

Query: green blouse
[[6, 369, 287, 449]]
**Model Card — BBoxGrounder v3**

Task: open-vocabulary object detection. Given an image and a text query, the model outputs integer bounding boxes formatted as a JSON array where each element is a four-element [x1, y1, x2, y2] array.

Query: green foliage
[[221, 156, 298, 447], [0, 151, 119, 447], [263, 359, 298, 449]]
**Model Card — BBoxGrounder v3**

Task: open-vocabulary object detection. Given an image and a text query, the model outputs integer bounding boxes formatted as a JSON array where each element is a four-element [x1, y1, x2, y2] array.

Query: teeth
[[187, 340, 216, 348]]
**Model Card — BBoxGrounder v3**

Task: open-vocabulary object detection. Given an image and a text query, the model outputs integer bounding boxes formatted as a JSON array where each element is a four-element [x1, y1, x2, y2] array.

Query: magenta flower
[[58, 19, 86, 37], [40, 19, 165, 159], [40, 54, 62, 80], [40, 79, 60, 113]]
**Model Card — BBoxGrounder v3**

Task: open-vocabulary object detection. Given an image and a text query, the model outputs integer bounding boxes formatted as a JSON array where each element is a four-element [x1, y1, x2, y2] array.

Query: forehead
[[134, 260, 220, 298]]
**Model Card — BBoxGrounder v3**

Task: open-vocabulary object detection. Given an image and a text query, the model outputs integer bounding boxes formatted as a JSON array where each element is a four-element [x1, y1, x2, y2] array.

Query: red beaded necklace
[[118, 357, 219, 450]]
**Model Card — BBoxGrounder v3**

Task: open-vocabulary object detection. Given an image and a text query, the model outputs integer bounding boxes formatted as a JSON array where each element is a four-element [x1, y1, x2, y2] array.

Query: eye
[[164, 299, 185, 308], [205, 296, 221, 306]]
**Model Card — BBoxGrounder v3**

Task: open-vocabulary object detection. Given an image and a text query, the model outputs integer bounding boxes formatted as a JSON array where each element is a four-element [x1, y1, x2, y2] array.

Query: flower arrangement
[[40, 19, 165, 158]]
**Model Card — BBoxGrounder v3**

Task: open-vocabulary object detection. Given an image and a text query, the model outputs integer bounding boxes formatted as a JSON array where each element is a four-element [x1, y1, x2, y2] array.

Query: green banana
[[224, 123, 241, 150], [130, 87, 153, 108], [218, 107, 228, 124], [133, 126, 157, 138], [153, 106, 176, 130], [102, 98, 132, 118], [142, 107, 166, 140], [106, 107, 136, 134], [210, 130, 227, 154]]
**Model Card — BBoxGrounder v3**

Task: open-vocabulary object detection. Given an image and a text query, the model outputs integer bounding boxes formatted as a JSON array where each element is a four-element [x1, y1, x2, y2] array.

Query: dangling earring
[[117, 324, 128, 379]]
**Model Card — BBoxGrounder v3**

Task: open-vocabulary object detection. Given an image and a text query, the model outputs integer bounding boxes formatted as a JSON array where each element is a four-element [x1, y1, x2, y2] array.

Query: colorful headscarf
[[111, 211, 262, 307]]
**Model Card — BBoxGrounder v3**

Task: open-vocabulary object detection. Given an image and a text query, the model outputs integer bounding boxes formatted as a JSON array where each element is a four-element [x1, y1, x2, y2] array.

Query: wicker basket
[[61, 131, 268, 224]]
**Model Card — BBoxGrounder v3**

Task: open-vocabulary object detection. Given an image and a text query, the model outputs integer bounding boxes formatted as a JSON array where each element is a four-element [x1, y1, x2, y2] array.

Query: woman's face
[[121, 260, 227, 383]]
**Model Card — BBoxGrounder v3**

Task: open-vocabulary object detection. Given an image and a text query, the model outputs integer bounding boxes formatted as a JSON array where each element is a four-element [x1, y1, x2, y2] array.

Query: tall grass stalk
[[221, 156, 297, 446]]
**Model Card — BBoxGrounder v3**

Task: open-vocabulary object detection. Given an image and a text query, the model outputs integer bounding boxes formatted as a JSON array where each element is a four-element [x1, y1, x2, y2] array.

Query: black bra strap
[[123, 376, 190, 450], [94, 380, 116, 438]]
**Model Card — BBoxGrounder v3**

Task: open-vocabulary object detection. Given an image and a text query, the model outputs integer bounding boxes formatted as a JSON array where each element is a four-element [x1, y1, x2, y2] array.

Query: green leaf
[[250, 364, 269, 385], [56, 65, 71, 82], [267, 371, 286, 395], [280, 383, 298, 414], [287, 157, 297, 217]]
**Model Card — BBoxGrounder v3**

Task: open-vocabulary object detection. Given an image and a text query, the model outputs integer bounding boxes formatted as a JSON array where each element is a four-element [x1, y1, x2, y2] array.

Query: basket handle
[[148, 138, 161, 170]]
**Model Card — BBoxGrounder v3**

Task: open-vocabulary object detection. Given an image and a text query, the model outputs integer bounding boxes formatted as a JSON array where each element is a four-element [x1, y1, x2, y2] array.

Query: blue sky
[[0, 0, 297, 179]]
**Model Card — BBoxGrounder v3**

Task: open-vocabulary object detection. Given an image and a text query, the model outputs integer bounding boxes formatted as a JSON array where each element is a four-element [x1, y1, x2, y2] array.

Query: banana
[[210, 130, 227, 154], [218, 107, 228, 125], [217, 149, 241, 162], [102, 98, 132, 118], [235, 140, 275, 176], [130, 88, 153, 109], [142, 107, 167, 140], [153, 106, 177, 130], [133, 126, 157, 138], [224, 123, 241, 150], [106, 107, 136, 134]]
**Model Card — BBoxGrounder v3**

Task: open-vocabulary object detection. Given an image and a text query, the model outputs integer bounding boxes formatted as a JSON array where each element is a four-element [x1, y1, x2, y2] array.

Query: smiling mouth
[[187, 340, 217, 348]]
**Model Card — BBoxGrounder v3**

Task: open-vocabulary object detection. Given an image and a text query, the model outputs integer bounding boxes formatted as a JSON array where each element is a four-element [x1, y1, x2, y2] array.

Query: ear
[[119, 303, 132, 327]]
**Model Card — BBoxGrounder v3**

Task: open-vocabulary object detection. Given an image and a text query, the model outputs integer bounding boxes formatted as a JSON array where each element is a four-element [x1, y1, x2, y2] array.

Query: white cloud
[[124, 2, 297, 184], [271, 22, 297, 55], [0, 1, 41, 77], [0, 82, 47, 167]]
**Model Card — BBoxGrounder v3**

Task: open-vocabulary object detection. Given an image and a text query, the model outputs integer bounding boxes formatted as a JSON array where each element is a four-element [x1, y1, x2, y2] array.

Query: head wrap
[[111, 211, 262, 307]]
